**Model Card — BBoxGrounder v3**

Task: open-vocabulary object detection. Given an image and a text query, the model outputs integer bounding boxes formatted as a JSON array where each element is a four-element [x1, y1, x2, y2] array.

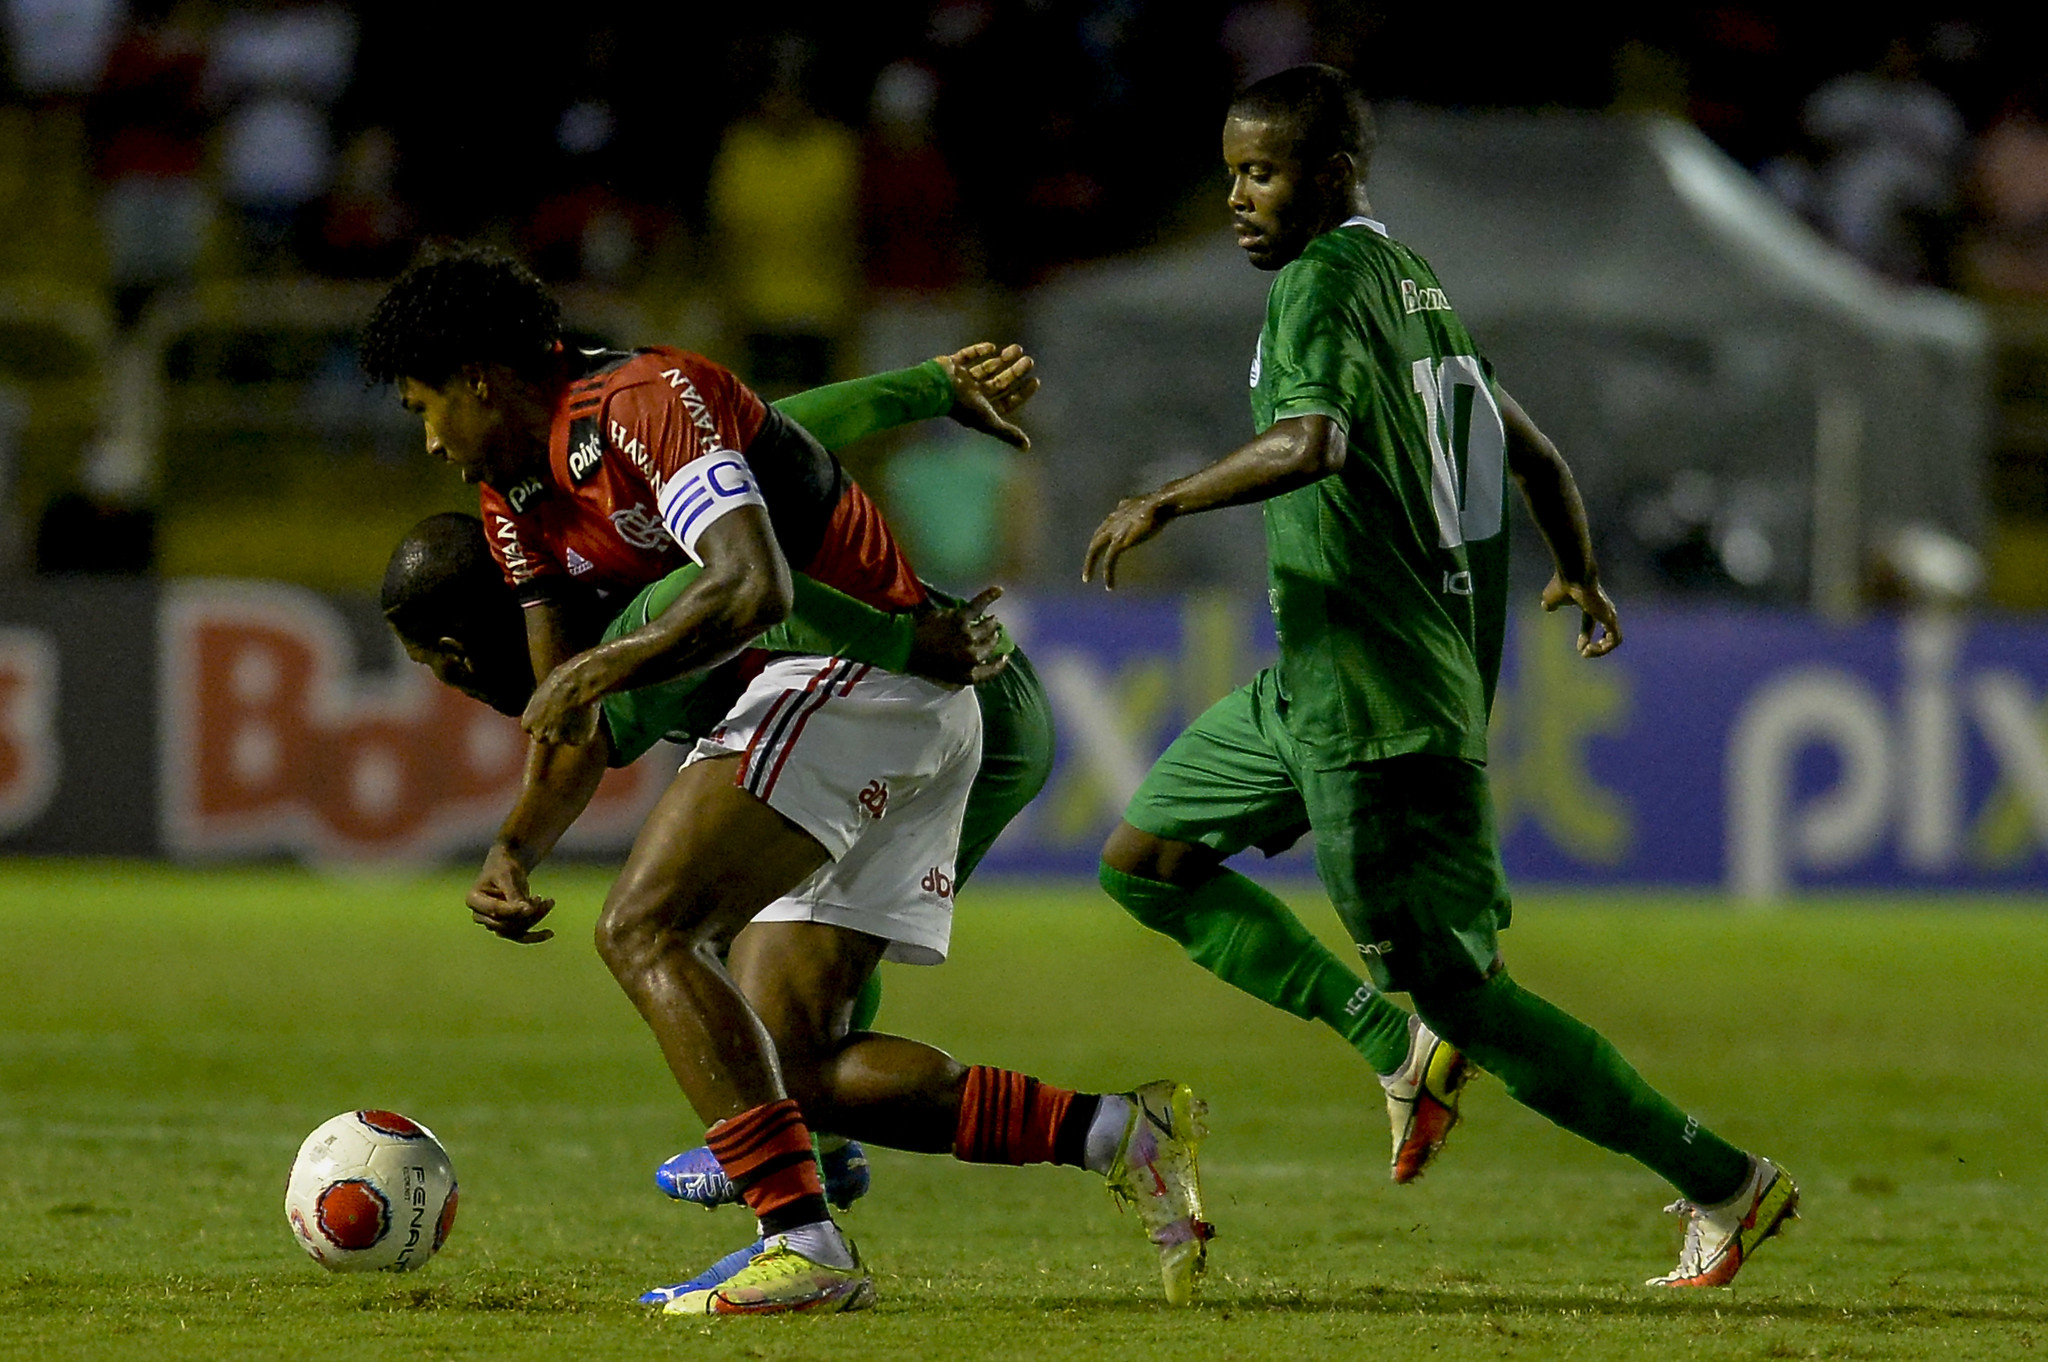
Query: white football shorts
[[682, 654, 982, 965]]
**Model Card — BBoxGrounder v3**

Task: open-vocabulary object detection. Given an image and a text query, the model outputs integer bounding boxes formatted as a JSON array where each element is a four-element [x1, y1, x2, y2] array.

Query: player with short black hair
[[382, 513, 1213, 1307], [1085, 65, 1798, 1289], [365, 264, 1213, 1314], [1227, 63, 1377, 193], [382, 511, 537, 718]]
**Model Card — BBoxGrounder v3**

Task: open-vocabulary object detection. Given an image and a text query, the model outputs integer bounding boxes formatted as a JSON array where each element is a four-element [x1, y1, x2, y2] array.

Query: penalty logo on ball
[[314, 1179, 391, 1252], [285, 1109, 458, 1273]]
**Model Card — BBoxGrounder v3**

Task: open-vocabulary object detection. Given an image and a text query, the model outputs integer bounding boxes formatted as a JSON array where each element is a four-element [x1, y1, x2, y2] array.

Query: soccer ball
[[284, 1110, 458, 1272]]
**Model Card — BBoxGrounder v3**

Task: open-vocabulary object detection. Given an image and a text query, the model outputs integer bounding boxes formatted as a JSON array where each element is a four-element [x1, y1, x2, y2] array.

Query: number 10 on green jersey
[[1411, 354, 1505, 551]]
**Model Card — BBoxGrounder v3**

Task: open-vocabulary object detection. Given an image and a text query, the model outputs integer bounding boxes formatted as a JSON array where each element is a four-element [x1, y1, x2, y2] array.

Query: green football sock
[[1412, 969, 1751, 1204], [849, 971, 883, 1034], [1099, 862, 1414, 1074]]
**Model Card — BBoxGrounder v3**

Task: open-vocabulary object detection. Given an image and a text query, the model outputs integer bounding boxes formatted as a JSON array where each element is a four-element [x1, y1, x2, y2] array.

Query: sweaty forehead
[[1223, 112, 1302, 165]]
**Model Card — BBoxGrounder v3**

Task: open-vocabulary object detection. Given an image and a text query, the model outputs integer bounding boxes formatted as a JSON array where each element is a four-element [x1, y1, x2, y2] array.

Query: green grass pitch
[[3, 861, 2045, 1360]]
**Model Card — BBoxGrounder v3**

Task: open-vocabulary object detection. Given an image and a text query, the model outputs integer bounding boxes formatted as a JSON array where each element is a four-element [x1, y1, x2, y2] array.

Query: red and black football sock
[[705, 1098, 832, 1237], [952, 1065, 1099, 1168]]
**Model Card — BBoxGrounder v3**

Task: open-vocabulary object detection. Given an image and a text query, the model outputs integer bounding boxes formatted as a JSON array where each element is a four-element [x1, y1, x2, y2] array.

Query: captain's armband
[[657, 452, 769, 563]]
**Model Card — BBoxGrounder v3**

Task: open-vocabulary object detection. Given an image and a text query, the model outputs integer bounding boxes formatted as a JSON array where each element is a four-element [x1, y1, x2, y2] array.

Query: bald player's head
[[382, 513, 535, 717]]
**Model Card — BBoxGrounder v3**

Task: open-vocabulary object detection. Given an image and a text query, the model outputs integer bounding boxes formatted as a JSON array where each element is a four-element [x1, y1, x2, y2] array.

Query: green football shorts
[[1122, 667, 1512, 993]]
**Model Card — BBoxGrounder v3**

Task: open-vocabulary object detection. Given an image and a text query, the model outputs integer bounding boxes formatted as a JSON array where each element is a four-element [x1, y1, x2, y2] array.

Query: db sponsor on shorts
[[920, 867, 954, 899]]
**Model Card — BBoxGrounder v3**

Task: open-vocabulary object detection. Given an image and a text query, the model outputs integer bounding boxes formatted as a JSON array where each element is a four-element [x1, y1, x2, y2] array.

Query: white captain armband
[[656, 451, 768, 562]]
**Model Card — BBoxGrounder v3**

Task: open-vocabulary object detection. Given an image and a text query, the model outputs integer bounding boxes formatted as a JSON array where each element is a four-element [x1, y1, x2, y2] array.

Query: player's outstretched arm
[[1500, 385, 1621, 657], [470, 597, 612, 945], [522, 506, 793, 745], [1083, 413, 1345, 589], [770, 343, 1037, 452]]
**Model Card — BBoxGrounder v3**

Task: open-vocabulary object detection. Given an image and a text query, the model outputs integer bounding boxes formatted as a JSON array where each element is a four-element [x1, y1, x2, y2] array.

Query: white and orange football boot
[[1646, 1155, 1800, 1288], [1381, 1015, 1472, 1183]]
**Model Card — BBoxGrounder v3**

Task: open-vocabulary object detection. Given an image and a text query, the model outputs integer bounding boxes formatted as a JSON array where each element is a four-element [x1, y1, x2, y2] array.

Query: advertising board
[[3, 579, 2044, 896]]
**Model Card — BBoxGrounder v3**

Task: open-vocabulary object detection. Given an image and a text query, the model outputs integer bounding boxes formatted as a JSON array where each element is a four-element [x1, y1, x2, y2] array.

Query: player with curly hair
[[363, 251, 1212, 1314]]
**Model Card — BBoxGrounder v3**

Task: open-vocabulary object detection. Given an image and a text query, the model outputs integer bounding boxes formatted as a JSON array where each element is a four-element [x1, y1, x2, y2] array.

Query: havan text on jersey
[[477, 346, 927, 618]]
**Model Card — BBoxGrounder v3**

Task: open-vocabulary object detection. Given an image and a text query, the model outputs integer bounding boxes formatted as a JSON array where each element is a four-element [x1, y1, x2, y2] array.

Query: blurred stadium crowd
[[16, 6, 2046, 294], [0, 3, 2043, 594]]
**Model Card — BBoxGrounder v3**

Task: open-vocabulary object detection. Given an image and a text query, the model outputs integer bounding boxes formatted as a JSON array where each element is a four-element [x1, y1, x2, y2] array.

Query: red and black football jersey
[[480, 347, 926, 614]]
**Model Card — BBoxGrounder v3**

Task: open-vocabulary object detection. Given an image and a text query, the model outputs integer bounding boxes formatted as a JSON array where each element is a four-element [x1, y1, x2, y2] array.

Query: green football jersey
[[1250, 216, 1511, 764]]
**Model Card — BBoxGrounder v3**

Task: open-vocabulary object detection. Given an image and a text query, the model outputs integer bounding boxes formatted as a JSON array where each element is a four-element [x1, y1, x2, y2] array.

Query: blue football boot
[[820, 1140, 870, 1210], [654, 1145, 735, 1207], [637, 1238, 763, 1305], [655, 1139, 871, 1211]]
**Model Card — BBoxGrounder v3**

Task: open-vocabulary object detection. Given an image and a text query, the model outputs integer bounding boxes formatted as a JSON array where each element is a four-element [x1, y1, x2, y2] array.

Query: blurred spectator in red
[[521, 96, 664, 286], [1789, 36, 1966, 283], [306, 125, 411, 280], [858, 59, 977, 373], [88, 0, 213, 322], [1677, 9, 1798, 170], [707, 37, 858, 390], [861, 60, 964, 297], [518, 25, 672, 287], [1963, 81, 2048, 298], [204, 0, 356, 271]]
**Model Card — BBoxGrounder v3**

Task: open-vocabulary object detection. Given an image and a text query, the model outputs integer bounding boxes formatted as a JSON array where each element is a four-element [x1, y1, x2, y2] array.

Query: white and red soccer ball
[[285, 1110, 458, 1272]]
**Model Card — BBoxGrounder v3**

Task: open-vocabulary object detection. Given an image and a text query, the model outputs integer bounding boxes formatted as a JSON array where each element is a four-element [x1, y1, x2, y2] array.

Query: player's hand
[[936, 342, 1037, 450], [1081, 493, 1172, 590], [467, 845, 556, 944], [522, 653, 607, 746], [908, 586, 1010, 686], [1541, 573, 1623, 657]]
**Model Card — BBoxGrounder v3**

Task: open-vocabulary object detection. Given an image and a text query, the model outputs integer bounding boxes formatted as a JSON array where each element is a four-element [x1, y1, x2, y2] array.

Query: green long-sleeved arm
[[771, 360, 954, 452]]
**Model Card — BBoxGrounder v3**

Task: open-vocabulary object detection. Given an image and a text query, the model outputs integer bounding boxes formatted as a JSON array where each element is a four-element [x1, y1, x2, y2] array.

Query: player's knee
[[773, 1052, 830, 1114], [591, 898, 650, 976], [1099, 821, 1165, 879], [592, 887, 718, 979], [1099, 853, 1201, 946], [1100, 821, 1213, 887]]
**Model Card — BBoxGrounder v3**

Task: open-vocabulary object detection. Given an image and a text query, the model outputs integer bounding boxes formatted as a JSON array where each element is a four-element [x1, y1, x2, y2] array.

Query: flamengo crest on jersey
[[658, 453, 769, 562], [609, 503, 669, 551]]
